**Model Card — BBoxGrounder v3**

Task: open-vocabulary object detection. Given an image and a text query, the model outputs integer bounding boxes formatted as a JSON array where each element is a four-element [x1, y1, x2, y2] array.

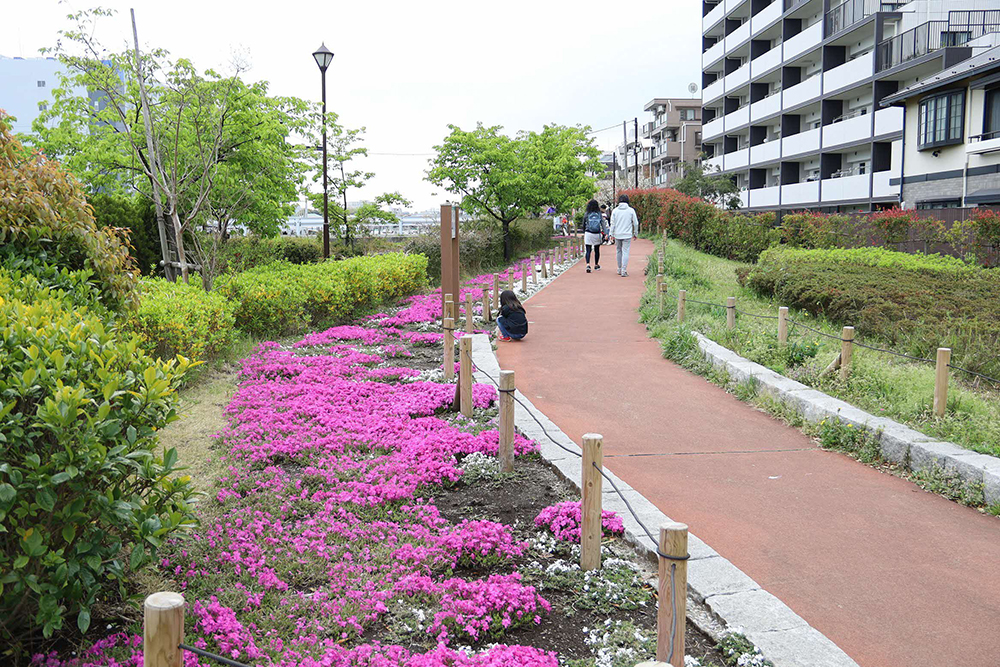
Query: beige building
[[642, 98, 703, 187], [882, 44, 1000, 209]]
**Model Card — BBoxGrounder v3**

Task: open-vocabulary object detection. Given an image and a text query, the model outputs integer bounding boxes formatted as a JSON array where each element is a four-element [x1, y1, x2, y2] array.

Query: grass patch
[[641, 238, 1000, 457]]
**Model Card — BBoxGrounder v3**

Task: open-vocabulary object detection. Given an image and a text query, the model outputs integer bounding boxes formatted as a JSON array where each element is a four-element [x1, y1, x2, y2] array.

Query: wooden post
[[533, 255, 539, 284], [521, 262, 527, 293], [549, 250, 554, 275], [440, 204, 460, 319], [482, 287, 492, 323], [541, 253, 548, 279], [677, 290, 687, 323], [459, 336, 473, 417], [492, 274, 500, 310], [840, 326, 854, 381], [657, 273, 664, 315], [934, 347, 951, 417], [726, 297, 736, 329], [778, 306, 788, 345], [507, 270, 513, 292], [465, 293, 475, 334], [443, 317, 455, 381], [498, 370, 515, 473], [656, 523, 689, 667], [581, 433, 604, 571], [444, 293, 454, 323], [144, 592, 184, 667]]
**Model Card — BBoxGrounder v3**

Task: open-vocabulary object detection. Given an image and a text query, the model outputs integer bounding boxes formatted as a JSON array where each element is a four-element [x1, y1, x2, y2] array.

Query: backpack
[[585, 211, 603, 234]]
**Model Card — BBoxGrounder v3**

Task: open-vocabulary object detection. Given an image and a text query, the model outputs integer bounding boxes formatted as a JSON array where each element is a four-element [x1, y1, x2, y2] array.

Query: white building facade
[[700, 0, 1000, 212], [0, 56, 85, 134]]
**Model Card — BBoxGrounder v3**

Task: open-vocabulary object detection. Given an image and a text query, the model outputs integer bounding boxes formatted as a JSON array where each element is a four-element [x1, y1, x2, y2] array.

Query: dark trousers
[[585, 244, 601, 265]]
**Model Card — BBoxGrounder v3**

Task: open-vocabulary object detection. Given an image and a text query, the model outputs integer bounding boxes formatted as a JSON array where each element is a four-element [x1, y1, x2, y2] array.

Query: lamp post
[[312, 43, 334, 259]]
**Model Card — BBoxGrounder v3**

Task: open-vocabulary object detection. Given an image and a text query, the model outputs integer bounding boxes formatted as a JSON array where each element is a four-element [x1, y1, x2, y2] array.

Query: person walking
[[582, 199, 607, 273], [609, 194, 639, 277], [600, 204, 611, 245]]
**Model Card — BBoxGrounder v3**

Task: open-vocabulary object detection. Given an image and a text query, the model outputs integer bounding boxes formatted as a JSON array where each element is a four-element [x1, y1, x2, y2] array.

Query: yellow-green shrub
[[216, 252, 428, 337], [131, 278, 237, 360]]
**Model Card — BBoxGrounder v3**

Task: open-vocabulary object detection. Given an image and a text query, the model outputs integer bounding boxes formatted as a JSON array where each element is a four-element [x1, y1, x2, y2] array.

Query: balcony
[[726, 20, 752, 50], [725, 104, 750, 130], [726, 0, 749, 13], [753, 43, 782, 74], [703, 115, 725, 140], [784, 20, 822, 61], [703, 2, 726, 31], [705, 155, 725, 172], [825, 0, 879, 37], [822, 172, 870, 202], [752, 0, 782, 35], [783, 74, 821, 108], [725, 63, 751, 92], [823, 51, 873, 93], [750, 185, 781, 207], [704, 77, 725, 103], [874, 107, 903, 136], [782, 126, 821, 156], [967, 131, 1000, 155], [739, 189, 750, 208], [873, 170, 899, 198], [823, 111, 871, 148], [750, 139, 781, 163], [727, 147, 750, 169], [751, 92, 782, 122], [703, 39, 727, 66], [782, 181, 820, 206]]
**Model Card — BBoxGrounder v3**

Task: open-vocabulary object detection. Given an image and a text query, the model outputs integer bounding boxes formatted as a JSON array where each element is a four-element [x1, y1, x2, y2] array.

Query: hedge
[[130, 278, 237, 360], [216, 235, 324, 274], [745, 246, 1000, 376], [407, 218, 553, 280], [216, 252, 428, 337]]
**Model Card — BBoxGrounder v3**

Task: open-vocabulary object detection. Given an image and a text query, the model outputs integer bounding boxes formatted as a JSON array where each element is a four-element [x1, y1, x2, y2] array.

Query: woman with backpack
[[583, 199, 607, 273]]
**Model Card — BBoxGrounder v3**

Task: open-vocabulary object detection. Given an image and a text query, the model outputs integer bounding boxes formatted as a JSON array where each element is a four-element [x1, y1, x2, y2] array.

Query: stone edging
[[694, 333, 1000, 506], [469, 333, 859, 667]]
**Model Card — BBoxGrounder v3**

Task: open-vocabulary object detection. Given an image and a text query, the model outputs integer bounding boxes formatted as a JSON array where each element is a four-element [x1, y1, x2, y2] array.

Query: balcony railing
[[875, 17, 1000, 72], [825, 0, 885, 36], [831, 106, 870, 123]]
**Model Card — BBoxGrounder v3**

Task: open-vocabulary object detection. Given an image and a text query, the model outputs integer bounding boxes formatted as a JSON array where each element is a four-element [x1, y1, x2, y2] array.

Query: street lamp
[[312, 42, 334, 258]]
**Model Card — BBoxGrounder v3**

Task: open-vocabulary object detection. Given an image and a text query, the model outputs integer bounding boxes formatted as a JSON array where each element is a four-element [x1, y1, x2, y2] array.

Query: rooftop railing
[[875, 15, 1000, 72]]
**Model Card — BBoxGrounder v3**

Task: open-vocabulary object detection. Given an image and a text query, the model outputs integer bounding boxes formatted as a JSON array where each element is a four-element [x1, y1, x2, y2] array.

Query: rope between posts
[[850, 340, 935, 364], [179, 643, 251, 667], [947, 364, 1000, 387], [734, 308, 779, 321]]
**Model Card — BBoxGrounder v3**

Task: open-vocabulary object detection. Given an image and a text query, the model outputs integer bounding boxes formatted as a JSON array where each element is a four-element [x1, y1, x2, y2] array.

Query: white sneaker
[[616, 268, 621, 275]]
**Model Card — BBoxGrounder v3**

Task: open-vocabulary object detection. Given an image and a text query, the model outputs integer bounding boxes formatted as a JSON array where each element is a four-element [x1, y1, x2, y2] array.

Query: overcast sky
[[2, 0, 702, 211]]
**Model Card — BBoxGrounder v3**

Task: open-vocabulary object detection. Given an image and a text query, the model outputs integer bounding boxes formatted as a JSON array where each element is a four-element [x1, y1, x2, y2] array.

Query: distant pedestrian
[[600, 204, 610, 245], [609, 194, 639, 277], [582, 199, 607, 273], [496, 290, 528, 342]]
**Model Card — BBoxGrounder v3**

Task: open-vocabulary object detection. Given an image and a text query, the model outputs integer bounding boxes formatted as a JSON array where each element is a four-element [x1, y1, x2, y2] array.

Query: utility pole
[[634, 117, 639, 189], [622, 121, 628, 188], [612, 152, 617, 204]]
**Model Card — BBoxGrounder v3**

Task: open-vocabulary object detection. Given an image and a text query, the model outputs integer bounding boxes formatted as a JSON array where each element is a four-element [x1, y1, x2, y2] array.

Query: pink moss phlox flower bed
[[534, 501, 626, 543]]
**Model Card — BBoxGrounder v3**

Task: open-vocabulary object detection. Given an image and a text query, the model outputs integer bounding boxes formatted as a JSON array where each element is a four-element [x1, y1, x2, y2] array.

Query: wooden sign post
[[440, 204, 460, 318]]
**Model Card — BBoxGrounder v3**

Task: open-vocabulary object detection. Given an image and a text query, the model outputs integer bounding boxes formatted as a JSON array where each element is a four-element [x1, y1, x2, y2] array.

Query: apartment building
[[0, 56, 72, 133], [700, 0, 1000, 213], [643, 98, 703, 187], [882, 43, 1000, 207]]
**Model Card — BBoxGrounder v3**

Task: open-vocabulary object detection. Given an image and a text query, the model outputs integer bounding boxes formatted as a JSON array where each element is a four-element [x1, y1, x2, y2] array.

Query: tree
[[427, 123, 600, 260], [353, 192, 412, 235], [304, 124, 374, 252], [672, 160, 742, 209], [32, 8, 309, 286]]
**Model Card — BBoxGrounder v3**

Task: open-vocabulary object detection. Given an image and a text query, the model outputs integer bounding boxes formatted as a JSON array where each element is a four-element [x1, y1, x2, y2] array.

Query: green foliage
[[130, 278, 236, 360], [0, 287, 198, 643], [88, 193, 161, 275], [0, 113, 139, 311], [427, 122, 600, 259], [716, 633, 774, 666], [407, 218, 553, 280], [216, 253, 428, 336], [217, 236, 325, 274], [671, 160, 742, 209]]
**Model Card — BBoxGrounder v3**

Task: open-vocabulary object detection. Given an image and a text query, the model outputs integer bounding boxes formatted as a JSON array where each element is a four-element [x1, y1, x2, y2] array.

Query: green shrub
[[0, 113, 139, 311], [130, 278, 237, 360], [0, 289, 198, 642], [217, 235, 325, 274], [88, 193, 162, 275], [407, 218, 553, 280], [216, 252, 428, 336], [746, 246, 1000, 376]]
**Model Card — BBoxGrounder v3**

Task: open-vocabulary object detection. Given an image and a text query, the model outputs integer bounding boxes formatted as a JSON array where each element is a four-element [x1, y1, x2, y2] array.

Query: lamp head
[[312, 43, 334, 72]]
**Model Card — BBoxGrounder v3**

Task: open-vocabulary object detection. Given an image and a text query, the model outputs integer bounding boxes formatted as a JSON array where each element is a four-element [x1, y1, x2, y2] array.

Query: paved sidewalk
[[497, 238, 1000, 667]]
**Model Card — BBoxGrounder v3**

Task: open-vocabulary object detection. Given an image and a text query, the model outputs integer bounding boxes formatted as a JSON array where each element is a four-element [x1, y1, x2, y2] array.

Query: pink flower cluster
[[533, 501, 625, 543]]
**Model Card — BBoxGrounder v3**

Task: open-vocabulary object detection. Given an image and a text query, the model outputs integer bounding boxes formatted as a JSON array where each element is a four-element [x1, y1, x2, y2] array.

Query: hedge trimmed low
[[216, 252, 428, 337], [131, 278, 237, 360]]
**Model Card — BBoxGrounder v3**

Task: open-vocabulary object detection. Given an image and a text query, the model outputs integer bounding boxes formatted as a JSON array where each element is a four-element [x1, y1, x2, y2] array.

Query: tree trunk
[[169, 209, 190, 283], [502, 219, 513, 262]]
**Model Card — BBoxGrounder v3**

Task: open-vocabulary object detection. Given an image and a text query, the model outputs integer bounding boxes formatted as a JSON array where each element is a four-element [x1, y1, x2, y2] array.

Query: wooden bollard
[[533, 255, 539, 284], [677, 290, 687, 323], [549, 250, 554, 275], [934, 347, 951, 417], [507, 270, 513, 292], [726, 297, 736, 329], [521, 262, 528, 293], [656, 273, 664, 315], [482, 287, 492, 323], [444, 293, 455, 323], [492, 274, 500, 310], [459, 336, 473, 417], [465, 294, 475, 334], [840, 326, 855, 381], [656, 523, 689, 667], [443, 317, 455, 381], [144, 592, 184, 667], [581, 433, 604, 571], [540, 253, 548, 279], [778, 306, 788, 345], [498, 370, 515, 473]]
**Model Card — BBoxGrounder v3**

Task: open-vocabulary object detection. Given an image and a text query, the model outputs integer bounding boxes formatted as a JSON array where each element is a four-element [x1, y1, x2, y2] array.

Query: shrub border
[[692, 333, 1000, 507], [470, 333, 860, 667]]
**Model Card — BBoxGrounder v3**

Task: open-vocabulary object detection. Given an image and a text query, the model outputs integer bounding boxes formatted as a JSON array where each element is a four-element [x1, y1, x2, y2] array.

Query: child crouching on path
[[496, 290, 528, 342]]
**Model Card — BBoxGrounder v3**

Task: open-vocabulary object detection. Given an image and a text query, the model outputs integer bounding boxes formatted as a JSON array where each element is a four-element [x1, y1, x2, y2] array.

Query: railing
[[783, 0, 810, 11], [830, 165, 865, 178], [831, 106, 870, 123], [876, 16, 1000, 72], [970, 129, 1000, 142], [825, 0, 881, 36]]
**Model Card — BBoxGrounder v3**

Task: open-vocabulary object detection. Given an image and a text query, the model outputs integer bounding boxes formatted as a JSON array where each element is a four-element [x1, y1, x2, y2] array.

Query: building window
[[680, 109, 697, 121], [37, 80, 46, 87], [916, 199, 962, 210], [918, 91, 964, 149], [37, 101, 48, 111], [984, 87, 1000, 139]]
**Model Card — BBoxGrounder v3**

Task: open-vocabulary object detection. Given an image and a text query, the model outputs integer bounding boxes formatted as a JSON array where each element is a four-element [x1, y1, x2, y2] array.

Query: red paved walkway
[[498, 238, 1000, 667]]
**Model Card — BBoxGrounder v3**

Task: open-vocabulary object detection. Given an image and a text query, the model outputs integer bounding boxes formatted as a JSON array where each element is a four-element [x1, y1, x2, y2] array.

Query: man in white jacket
[[609, 194, 639, 277]]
